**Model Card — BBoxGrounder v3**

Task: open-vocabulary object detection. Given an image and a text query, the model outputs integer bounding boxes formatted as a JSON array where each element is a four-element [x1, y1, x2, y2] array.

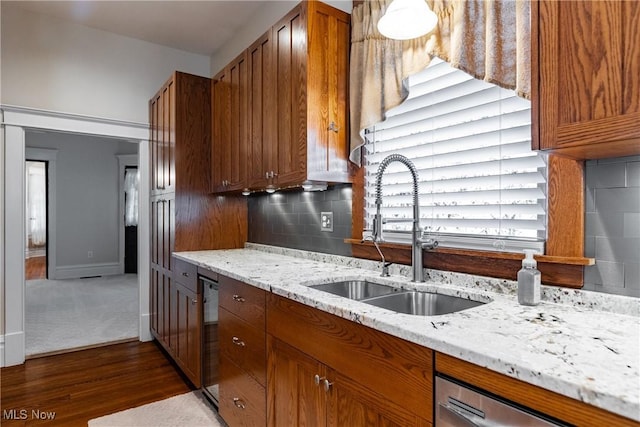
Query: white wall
[[1, 4, 210, 124], [26, 131, 137, 278], [209, 0, 352, 75]]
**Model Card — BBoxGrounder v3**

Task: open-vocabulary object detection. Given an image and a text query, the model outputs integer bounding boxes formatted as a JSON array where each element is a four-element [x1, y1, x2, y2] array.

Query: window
[[363, 58, 547, 253]]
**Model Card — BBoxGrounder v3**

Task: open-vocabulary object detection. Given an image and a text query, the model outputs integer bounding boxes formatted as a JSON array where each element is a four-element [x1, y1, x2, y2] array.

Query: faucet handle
[[420, 228, 438, 249]]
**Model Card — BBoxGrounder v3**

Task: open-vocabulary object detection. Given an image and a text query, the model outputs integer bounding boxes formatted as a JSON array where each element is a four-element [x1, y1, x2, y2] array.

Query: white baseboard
[[2, 331, 25, 367], [54, 262, 121, 280], [139, 313, 152, 342]]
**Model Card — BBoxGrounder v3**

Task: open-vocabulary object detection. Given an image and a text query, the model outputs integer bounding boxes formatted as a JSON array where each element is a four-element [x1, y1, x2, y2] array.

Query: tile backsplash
[[584, 156, 640, 297], [247, 184, 353, 257], [247, 158, 640, 297]]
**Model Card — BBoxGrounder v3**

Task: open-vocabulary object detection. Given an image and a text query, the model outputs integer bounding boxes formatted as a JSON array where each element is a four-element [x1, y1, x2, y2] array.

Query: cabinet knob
[[232, 294, 245, 303], [324, 379, 333, 392], [328, 121, 340, 133], [191, 298, 197, 305], [314, 374, 325, 386], [181, 272, 189, 277], [232, 397, 246, 409], [232, 336, 246, 347]]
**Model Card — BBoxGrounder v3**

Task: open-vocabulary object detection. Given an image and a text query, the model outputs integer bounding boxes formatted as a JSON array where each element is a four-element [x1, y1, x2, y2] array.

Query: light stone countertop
[[174, 243, 640, 422]]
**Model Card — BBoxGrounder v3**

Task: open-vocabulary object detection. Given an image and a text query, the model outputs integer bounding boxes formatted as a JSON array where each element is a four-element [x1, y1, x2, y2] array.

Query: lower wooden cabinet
[[266, 294, 433, 427], [150, 259, 202, 388], [172, 281, 202, 387], [268, 336, 426, 427]]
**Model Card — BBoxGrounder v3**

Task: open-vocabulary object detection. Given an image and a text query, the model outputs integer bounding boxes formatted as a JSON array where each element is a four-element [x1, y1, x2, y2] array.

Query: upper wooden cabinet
[[533, 0, 640, 159], [150, 78, 176, 195], [212, 52, 249, 193], [212, 1, 352, 194]]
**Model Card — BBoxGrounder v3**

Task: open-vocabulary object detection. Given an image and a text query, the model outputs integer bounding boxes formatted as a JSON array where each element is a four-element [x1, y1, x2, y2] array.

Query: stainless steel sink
[[363, 291, 485, 316], [309, 280, 398, 300]]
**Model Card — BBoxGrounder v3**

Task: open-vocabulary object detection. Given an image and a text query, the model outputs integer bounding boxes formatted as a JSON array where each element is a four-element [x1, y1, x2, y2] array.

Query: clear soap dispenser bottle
[[518, 250, 541, 306]]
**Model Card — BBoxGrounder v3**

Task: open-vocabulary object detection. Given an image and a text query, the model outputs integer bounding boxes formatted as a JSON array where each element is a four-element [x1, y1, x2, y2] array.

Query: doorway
[[25, 160, 48, 280], [124, 166, 139, 274]]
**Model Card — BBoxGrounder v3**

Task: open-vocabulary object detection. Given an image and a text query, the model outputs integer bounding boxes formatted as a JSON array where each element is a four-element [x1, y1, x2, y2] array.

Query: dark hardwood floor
[[1, 341, 194, 426], [25, 256, 46, 281]]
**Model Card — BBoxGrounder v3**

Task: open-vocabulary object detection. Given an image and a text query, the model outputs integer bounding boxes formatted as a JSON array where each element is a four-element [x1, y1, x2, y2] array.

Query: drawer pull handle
[[233, 397, 246, 409], [314, 374, 325, 386], [232, 294, 245, 302], [181, 272, 189, 277], [232, 336, 245, 347]]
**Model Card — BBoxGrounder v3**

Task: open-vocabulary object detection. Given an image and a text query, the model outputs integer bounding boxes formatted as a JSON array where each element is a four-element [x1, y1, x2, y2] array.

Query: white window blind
[[364, 58, 547, 253]]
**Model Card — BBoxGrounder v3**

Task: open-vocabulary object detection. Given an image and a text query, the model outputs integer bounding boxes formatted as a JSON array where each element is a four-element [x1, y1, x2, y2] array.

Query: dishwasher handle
[[439, 402, 504, 427]]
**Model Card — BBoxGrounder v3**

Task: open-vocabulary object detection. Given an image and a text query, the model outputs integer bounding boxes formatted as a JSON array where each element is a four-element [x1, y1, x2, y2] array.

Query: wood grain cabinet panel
[[173, 280, 202, 387], [247, 31, 274, 190], [212, 52, 249, 193], [534, 0, 640, 158]]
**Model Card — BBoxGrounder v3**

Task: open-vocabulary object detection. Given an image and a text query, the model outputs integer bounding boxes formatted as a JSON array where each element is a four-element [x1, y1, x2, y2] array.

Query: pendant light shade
[[377, 0, 438, 40]]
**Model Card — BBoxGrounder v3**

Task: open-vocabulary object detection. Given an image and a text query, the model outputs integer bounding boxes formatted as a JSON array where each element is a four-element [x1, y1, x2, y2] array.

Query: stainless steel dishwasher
[[435, 376, 566, 426], [201, 275, 219, 407]]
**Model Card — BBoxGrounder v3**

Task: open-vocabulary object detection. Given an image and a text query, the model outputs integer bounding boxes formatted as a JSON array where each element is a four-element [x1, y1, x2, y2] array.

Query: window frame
[[348, 0, 593, 288]]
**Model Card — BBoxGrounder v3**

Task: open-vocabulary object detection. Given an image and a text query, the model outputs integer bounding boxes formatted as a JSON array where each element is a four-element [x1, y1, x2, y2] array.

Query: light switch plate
[[321, 212, 333, 232]]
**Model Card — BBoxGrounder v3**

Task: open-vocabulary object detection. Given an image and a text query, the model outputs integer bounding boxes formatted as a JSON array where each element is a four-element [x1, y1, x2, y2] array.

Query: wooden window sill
[[346, 239, 594, 288]]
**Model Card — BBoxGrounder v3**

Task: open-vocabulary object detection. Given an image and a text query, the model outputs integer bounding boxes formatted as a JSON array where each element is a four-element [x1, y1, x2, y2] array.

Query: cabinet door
[[150, 266, 160, 337], [267, 337, 326, 427], [306, 2, 351, 182], [150, 267, 172, 348], [326, 369, 431, 427], [536, 0, 640, 157], [162, 79, 176, 192], [162, 195, 175, 271], [271, 5, 307, 188], [212, 70, 229, 193], [174, 281, 202, 387], [212, 53, 249, 193], [247, 31, 274, 189], [150, 94, 162, 194]]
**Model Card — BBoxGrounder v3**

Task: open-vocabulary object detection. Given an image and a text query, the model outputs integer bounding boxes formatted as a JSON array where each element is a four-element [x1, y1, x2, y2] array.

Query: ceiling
[[5, 1, 278, 56]]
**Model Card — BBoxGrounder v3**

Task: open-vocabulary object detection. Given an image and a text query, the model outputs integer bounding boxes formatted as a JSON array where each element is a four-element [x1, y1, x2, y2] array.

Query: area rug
[[88, 392, 224, 427], [26, 274, 138, 356]]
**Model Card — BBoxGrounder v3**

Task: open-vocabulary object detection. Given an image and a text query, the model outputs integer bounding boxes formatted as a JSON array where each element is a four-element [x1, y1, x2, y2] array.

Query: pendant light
[[377, 0, 438, 40]]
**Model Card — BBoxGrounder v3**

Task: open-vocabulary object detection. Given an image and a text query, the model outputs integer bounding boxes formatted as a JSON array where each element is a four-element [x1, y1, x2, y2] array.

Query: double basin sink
[[310, 280, 485, 316]]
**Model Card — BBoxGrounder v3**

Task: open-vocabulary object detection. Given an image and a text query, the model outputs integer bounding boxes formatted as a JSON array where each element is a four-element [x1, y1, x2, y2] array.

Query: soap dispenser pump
[[518, 250, 541, 306]]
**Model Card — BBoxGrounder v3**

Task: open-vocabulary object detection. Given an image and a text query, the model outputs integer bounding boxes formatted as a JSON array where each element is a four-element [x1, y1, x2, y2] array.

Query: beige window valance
[[349, 0, 531, 165]]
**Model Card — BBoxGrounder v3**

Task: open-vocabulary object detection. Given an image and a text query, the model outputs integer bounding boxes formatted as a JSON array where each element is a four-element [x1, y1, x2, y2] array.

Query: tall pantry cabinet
[[149, 71, 247, 387]]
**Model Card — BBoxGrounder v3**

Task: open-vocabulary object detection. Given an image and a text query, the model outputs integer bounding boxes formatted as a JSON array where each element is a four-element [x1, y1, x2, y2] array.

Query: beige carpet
[[88, 392, 224, 427], [26, 274, 138, 356]]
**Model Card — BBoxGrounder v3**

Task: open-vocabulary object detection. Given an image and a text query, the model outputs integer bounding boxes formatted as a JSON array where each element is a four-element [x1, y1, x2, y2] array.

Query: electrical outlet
[[321, 212, 333, 232], [87, 251, 93, 259]]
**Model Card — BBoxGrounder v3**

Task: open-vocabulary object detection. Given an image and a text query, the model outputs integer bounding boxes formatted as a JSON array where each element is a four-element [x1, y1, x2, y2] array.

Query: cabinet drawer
[[219, 355, 266, 427], [172, 257, 197, 292], [219, 307, 266, 387], [219, 276, 265, 325]]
